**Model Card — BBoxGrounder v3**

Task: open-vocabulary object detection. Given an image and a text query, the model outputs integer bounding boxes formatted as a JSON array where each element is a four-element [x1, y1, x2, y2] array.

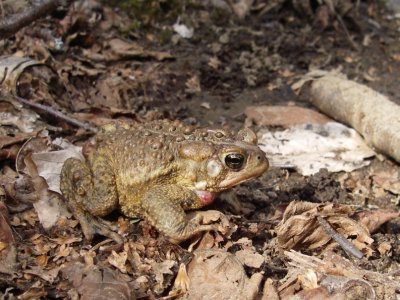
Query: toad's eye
[[225, 153, 245, 170]]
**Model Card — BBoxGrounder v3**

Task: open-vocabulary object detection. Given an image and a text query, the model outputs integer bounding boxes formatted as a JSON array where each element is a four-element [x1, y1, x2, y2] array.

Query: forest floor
[[0, 0, 399, 299]]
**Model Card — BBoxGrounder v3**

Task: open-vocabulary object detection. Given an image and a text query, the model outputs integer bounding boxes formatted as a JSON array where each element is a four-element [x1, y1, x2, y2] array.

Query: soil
[[0, 0, 399, 299]]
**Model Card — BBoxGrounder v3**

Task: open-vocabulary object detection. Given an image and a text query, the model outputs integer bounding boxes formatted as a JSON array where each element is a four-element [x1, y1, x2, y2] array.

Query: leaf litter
[[0, 0, 399, 299]]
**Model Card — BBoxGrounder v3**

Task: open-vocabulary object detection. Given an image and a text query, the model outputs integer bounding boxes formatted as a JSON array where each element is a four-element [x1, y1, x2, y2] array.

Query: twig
[[91, 238, 114, 252], [324, 0, 359, 51], [317, 216, 364, 259], [15, 96, 98, 133], [0, 0, 61, 40]]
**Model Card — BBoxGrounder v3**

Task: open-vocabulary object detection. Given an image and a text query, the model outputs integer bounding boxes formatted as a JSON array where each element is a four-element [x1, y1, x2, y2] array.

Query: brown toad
[[60, 120, 269, 243]]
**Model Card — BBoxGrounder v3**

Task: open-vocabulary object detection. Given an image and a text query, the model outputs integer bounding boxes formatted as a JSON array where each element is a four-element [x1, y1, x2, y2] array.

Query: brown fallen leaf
[[151, 259, 176, 294], [14, 136, 81, 228], [0, 97, 43, 133], [182, 249, 263, 300], [245, 105, 331, 128], [18, 287, 47, 300], [185, 75, 201, 94], [0, 201, 17, 275], [227, 0, 254, 19], [377, 241, 392, 256], [0, 132, 38, 150], [53, 244, 73, 262], [372, 169, 400, 195], [275, 201, 374, 257], [261, 278, 279, 300], [355, 209, 400, 234], [62, 262, 134, 300], [24, 265, 62, 283], [235, 249, 264, 269], [107, 248, 128, 274]]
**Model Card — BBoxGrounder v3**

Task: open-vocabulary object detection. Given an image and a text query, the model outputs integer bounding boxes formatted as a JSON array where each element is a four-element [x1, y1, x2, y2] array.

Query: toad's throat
[[195, 190, 217, 205]]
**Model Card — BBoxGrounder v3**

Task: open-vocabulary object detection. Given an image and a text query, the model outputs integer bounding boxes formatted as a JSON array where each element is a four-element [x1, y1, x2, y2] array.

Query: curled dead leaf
[[355, 209, 400, 234], [0, 56, 44, 95], [275, 201, 373, 257]]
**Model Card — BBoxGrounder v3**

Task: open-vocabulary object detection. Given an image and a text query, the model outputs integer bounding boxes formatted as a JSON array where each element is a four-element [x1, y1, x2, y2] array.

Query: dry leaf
[[54, 244, 72, 262], [62, 263, 133, 300], [30, 137, 84, 193], [182, 249, 263, 300], [235, 249, 264, 268], [0, 56, 44, 94], [245, 105, 331, 127], [0, 202, 17, 274], [151, 259, 176, 294], [259, 122, 375, 175], [355, 210, 400, 233], [261, 278, 279, 300], [281, 250, 399, 299], [276, 201, 373, 256], [377, 241, 392, 256], [107, 249, 128, 274], [24, 265, 62, 283], [372, 169, 400, 195], [23, 155, 66, 229], [173, 263, 190, 292]]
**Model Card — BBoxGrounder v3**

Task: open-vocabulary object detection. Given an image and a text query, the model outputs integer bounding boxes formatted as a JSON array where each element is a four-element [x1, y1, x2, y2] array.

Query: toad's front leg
[[141, 185, 229, 244]]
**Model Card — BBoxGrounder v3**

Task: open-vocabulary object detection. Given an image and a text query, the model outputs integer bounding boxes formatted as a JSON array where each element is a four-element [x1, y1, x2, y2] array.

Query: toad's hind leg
[[141, 185, 227, 244], [60, 157, 122, 243]]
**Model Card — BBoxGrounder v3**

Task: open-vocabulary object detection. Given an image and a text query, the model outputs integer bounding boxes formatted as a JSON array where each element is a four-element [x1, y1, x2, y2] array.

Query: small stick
[[15, 96, 98, 133], [324, 0, 359, 51], [317, 216, 364, 259], [0, 0, 63, 40]]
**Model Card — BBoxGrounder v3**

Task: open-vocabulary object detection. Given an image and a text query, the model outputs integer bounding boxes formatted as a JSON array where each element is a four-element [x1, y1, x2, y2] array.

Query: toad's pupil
[[225, 153, 245, 170]]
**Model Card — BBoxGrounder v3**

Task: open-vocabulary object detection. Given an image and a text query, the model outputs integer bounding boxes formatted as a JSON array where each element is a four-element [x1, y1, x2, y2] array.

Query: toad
[[60, 120, 269, 243]]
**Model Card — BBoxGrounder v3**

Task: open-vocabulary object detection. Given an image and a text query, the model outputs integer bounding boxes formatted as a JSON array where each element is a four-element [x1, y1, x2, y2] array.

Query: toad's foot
[[142, 185, 233, 244], [187, 210, 231, 236], [68, 203, 123, 244], [166, 210, 233, 244]]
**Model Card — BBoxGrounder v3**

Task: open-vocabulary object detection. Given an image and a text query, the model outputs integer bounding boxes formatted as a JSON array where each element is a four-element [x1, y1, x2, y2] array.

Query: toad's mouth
[[195, 190, 217, 205]]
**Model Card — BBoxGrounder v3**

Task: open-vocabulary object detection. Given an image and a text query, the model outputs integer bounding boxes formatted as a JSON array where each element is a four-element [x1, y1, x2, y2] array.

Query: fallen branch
[[16, 96, 98, 133], [0, 0, 61, 40], [305, 72, 400, 163]]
